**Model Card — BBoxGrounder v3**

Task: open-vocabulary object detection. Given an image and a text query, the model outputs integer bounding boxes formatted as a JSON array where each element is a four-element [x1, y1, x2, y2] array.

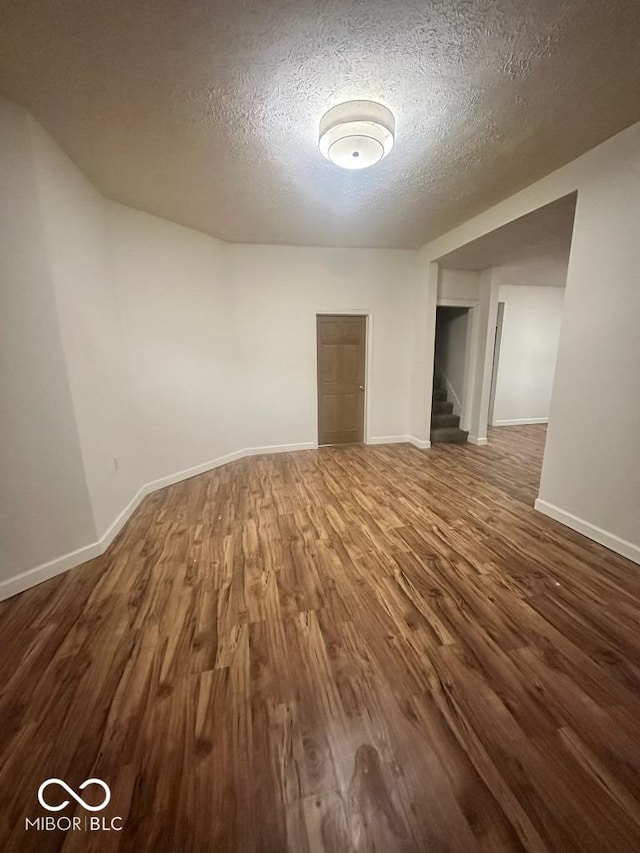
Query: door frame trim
[[488, 300, 506, 426], [315, 309, 372, 446]]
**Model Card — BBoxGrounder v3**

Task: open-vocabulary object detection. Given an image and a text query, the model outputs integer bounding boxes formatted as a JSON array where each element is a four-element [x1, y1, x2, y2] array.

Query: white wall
[[437, 268, 481, 302], [111, 221, 421, 479], [30, 120, 141, 539], [468, 269, 499, 445], [110, 221, 420, 480], [109, 204, 238, 486], [230, 245, 419, 446], [493, 256, 569, 288], [0, 98, 96, 585], [492, 285, 565, 425], [538, 147, 640, 555], [419, 119, 640, 562], [409, 253, 435, 446]]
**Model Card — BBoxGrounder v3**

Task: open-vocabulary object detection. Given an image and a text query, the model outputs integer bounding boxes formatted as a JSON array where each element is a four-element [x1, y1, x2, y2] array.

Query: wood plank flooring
[[1, 425, 639, 851]]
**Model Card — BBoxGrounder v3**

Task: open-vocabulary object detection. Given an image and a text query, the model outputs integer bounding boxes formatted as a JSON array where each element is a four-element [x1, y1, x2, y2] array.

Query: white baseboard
[[368, 435, 411, 445], [468, 435, 488, 446], [0, 481, 152, 599], [144, 449, 246, 493], [0, 441, 317, 602], [98, 485, 148, 551], [493, 418, 549, 426], [535, 499, 640, 565], [141, 442, 317, 495], [409, 436, 431, 449], [0, 541, 103, 602], [368, 435, 431, 449], [245, 441, 317, 455]]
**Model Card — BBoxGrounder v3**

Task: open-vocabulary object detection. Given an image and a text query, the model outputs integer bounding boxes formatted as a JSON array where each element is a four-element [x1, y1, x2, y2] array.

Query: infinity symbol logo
[[37, 778, 111, 812]]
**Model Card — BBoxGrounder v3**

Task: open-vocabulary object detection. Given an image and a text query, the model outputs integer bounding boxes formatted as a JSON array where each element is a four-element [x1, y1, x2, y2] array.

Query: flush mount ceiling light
[[319, 100, 395, 170]]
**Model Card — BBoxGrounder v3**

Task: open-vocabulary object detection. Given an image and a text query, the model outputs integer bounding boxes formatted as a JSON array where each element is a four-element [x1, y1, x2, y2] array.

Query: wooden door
[[317, 314, 366, 445]]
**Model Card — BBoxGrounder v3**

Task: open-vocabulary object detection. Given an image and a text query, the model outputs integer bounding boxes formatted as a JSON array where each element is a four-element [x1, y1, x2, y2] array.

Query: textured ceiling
[[437, 193, 576, 286], [1, 1, 639, 248]]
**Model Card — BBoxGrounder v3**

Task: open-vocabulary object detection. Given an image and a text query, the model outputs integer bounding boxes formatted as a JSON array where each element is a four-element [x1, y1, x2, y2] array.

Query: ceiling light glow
[[319, 101, 395, 170]]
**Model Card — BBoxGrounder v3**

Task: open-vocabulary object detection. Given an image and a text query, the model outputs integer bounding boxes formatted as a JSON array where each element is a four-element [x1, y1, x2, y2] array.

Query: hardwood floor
[[1, 425, 639, 852]]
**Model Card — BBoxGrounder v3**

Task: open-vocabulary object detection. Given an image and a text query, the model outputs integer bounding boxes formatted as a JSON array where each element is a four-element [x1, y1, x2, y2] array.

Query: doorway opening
[[316, 314, 367, 446], [431, 191, 577, 493], [432, 306, 472, 444]]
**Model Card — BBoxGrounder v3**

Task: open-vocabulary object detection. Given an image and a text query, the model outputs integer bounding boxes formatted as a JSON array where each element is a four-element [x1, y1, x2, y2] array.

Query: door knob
[[359, 385, 365, 391]]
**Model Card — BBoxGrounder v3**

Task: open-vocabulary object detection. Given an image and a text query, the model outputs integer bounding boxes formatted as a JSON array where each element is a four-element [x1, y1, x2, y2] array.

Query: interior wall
[[409, 253, 436, 446], [493, 257, 569, 288], [434, 308, 468, 416], [437, 268, 480, 302], [538, 144, 640, 554], [420, 119, 640, 561], [109, 224, 420, 484], [230, 245, 420, 446], [30, 119, 141, 539], [0, 97, 96, 585], [492, 285, 565, 425], [108, 203, 238, 487], [469, 268, 500, 444], [110, 227, 420, 480]]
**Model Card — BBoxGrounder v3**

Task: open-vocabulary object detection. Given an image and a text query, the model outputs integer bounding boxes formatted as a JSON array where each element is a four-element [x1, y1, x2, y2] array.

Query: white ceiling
[[1, 1, 639, 248], [437, 192, 576, 286]]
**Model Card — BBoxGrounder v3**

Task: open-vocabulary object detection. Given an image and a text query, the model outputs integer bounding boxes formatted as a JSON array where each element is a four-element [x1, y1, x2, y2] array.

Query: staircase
[[431, 376, 469, 444]]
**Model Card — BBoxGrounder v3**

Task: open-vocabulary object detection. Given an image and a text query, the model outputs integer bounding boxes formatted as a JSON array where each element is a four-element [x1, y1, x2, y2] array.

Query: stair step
[[432, 388, 447, 402], [433, 375, 442, 390], [432, 400, 454, 415], [431, 413, 460, 429], [430, 426, 469, 444]]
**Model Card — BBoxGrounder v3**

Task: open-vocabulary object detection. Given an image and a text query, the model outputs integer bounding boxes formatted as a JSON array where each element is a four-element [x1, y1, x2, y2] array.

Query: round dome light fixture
[[319, 100, 395, 170]]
